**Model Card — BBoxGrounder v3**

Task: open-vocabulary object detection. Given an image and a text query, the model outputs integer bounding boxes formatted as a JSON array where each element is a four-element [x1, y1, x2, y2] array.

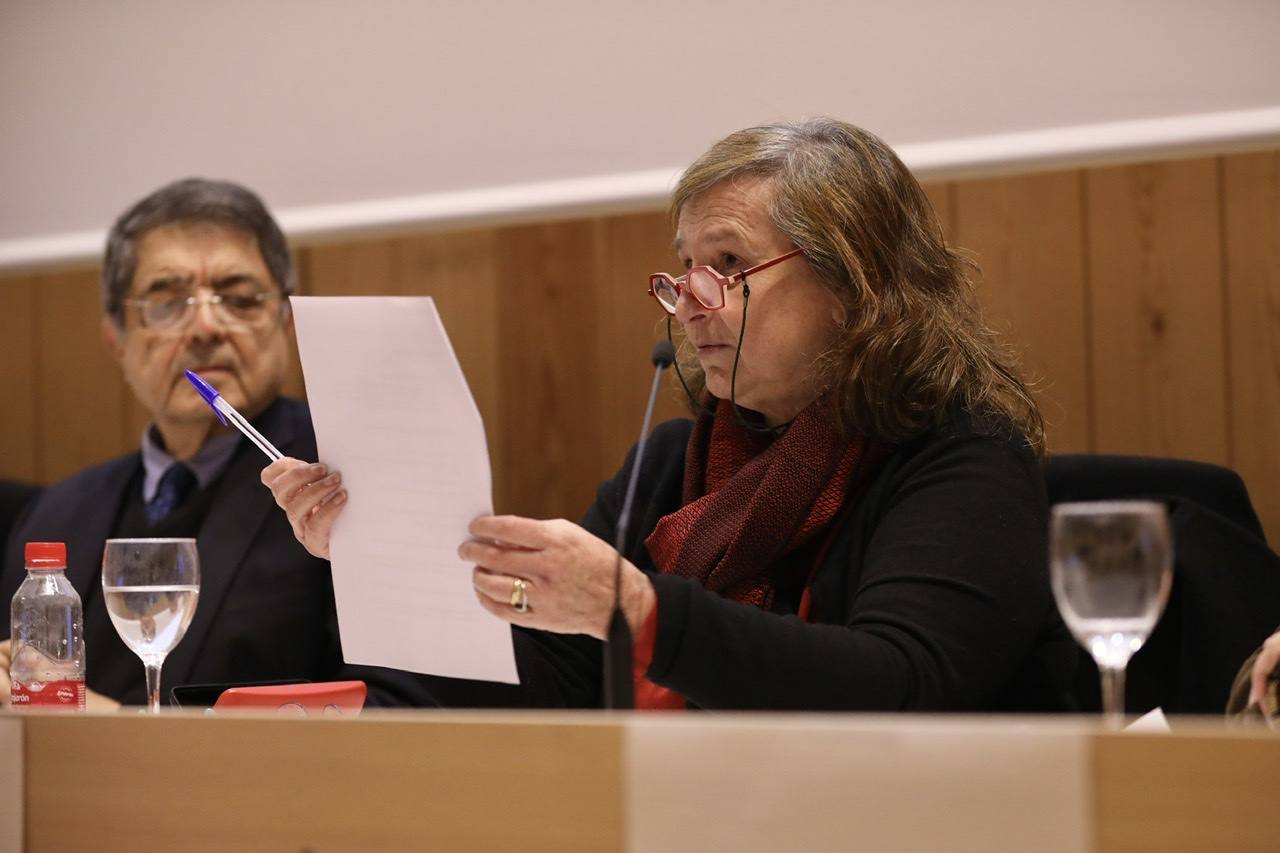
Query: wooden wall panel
[[0, 277, 39, 481], [278, 249, 310, 401], [1085, 158, 1229, 464], [493, 221, 607, 517], [278, 328, 307, 401], [1, 147, 1277, 541], [1223, 151, 1280, 545], [922, 182, 955, 239], [24, 713, 625, 853], [302, 240, 398, 296], [31, 269, 132, 482], [389, 230, 503, 501], [591, 212, 689, 488], [955, 171, 1091, 453]]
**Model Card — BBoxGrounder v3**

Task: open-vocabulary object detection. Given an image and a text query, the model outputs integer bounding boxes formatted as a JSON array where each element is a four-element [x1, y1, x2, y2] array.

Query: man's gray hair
[[102, 178, 296, 326]]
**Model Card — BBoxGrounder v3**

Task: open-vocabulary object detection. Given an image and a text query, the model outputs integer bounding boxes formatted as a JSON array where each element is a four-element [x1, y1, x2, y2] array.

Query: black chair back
[[1044, 454, 1280, 714]]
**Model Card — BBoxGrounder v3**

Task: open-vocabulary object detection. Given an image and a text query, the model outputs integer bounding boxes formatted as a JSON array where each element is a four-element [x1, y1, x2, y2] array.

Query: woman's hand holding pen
[[261, 457, 346, 559]]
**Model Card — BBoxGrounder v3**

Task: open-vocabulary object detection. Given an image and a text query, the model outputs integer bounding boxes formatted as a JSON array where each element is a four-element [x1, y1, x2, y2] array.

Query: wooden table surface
[[2, 710, 1275, 852]]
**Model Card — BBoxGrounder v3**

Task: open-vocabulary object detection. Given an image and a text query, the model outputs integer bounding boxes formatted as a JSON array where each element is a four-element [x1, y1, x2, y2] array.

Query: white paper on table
[[1124, 707, 1170, 732], [290, 296, 518, 683]]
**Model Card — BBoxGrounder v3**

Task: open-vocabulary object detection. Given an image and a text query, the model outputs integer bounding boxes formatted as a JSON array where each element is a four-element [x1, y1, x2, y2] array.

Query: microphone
[[604, 340, 676, 709]]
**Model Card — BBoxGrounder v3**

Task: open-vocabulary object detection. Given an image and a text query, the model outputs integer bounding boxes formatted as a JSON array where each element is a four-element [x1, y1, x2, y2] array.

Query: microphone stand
[[604, 341, 675, 710]]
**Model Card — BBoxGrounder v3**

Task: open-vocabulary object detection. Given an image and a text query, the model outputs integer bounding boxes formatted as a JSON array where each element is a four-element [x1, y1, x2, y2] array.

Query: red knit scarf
[[637, 397, 884, 709]]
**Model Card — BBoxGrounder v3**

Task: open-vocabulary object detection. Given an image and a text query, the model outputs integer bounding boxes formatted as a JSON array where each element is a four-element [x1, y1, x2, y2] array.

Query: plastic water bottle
[[10, 542, 86, 710]]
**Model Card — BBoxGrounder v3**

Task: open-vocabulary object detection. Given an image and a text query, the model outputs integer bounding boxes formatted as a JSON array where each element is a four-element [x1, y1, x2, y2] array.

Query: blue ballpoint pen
[[184, 369, 283, 461]]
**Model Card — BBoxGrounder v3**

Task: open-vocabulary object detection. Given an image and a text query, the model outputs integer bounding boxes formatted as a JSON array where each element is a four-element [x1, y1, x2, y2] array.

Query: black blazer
[[0, 480, 41, 560], [1, 397, 429, 707]]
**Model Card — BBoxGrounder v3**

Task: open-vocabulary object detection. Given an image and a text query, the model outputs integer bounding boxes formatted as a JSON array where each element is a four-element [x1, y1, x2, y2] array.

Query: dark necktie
[[145, 463, 197, 525]]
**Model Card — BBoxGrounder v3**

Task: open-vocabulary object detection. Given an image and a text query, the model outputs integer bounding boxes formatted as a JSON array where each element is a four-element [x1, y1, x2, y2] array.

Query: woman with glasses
[[265, 118, 1076, 711]]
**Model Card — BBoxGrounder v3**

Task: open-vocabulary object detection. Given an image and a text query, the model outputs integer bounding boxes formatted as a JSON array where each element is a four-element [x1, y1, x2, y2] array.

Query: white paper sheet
[[1124, 707, 1170, 732], [290, 296, 518, 683]]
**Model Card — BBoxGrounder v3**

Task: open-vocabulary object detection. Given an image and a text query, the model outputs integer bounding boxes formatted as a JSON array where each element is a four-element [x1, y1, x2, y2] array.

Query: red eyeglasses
[[647, 248, 804, 315]]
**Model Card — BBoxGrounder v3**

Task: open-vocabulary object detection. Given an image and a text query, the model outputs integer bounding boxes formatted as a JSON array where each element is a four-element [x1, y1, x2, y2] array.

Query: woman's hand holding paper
[[460, 515, 656, 640]]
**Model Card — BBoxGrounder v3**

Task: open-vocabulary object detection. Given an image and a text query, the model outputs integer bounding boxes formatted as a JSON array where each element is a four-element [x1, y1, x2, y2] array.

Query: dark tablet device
[[169, 679, 308, 709]]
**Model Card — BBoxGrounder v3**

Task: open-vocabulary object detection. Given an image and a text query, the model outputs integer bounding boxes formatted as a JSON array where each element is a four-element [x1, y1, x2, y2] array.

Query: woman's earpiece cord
[[668, 314, 717, 418], [666, 280, 789, 436], [728, 281, 788, 435]]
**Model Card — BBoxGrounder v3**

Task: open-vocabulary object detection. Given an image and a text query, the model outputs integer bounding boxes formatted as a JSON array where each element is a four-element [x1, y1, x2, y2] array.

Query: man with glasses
[[0, 178, 426, 708]]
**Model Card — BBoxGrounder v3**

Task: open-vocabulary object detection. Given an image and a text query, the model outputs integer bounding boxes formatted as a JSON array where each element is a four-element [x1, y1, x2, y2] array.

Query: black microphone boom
[[603, 340, 675, 709]]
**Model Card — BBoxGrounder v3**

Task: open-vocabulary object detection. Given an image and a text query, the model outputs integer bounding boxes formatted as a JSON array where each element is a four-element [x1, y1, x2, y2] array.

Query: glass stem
[[1099, 664, 1126, 729], [145, 662, 163, 714]]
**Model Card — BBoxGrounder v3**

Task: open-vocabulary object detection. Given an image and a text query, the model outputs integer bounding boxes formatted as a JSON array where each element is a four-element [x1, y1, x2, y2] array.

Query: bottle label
[[11, 679, 86, 710]]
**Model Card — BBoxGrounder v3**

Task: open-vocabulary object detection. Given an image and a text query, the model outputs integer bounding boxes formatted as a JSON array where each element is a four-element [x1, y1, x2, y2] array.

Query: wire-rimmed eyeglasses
[[647, 248, 804, 315], [123, 288, 285, 331]]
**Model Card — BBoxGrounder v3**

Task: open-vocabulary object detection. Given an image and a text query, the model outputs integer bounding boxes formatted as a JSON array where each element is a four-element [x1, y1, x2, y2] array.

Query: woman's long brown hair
[[670, 117, 1045, 455]]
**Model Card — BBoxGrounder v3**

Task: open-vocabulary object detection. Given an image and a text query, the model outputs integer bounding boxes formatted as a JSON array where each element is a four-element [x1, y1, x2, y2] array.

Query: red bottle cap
[[24, 542, 67, 571]]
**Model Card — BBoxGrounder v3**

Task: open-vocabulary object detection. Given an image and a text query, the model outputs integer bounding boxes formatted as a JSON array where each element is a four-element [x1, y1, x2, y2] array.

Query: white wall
[[2, 0, 1278, 268]]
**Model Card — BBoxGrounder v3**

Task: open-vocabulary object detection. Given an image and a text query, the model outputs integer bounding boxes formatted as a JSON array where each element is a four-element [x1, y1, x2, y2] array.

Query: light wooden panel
[[1223, 151, 1280, 546], [31, 269, 132, 482], [494, 220, 607, 518], [1, 148, 1277, 542], [278, 250, 309, 401], [630, 716, 1090, 853], [0, 276, 39, 481], [592, 212, 689, 489], [397, 231, 503, 499], [302, 239, 398, 295], [1092, 733, 1280, 853], [922, 181, 955, 239], [278, 328, 307, 401], [1085, 157, 1229, 464], [956, 171, 1091, 453], [16, 713, 1280, 853], [24, 713, 624, 852], [0, 717, 19, 852]]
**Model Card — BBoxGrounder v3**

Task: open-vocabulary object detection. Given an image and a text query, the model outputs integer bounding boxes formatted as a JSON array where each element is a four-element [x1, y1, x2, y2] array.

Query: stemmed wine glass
[[1050, 501, 1172, 728], [101, 538, 201, 713]]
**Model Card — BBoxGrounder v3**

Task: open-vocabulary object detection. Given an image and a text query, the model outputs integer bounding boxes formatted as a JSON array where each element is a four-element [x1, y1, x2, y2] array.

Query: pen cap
[[184, 370, 229, 425]]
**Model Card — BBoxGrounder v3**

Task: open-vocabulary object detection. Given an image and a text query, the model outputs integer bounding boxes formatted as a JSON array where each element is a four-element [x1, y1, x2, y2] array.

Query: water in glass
[[1050, 500, 1172, 727], [104, 585, 199, 663], [101, 539, 201, 713]]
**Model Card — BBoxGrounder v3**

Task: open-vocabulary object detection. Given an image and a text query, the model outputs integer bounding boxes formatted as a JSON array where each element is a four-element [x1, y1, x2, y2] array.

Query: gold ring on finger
[[510, 577, 530, 613]]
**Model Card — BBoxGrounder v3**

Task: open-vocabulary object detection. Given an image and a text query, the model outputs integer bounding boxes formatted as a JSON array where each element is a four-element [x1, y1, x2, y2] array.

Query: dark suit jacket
[[1, 397, 429, 707], [0, 480, 41, 560]]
